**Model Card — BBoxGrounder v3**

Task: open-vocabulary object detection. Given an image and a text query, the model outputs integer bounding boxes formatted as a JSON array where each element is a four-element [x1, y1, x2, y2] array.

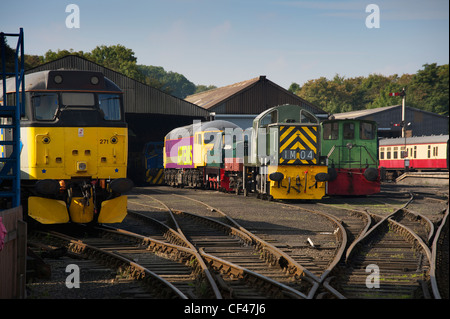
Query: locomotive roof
[[379, 134, 449, 146], [254, 104, 319, 125], [165, 120, 240, 139], [1, 70, 121, 96]]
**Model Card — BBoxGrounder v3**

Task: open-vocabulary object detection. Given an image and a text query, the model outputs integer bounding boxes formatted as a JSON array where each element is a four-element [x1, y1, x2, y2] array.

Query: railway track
[[131, 186, 448, 299], [129, 195, 315, 298], [321, 191, 448, 299], [130, 190, 350, 298], [28, 226, 209, 299], [28, 185, 448, 299]]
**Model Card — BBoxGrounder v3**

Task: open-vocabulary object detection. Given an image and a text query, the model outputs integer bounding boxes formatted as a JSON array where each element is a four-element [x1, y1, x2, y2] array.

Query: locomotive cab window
[[360, 122, 375, 140], [323, 122, 339, 140], [99, 94, 122, 120], [343, 123, 354, 139], [260, 110, 277, 127], [32, 92, 59, 121], [61, 92, 95, 107], [300, 110, 318, 124]]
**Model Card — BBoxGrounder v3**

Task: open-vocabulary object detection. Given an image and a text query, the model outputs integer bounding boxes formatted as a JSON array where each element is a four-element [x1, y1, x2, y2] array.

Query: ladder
[[0, 28, 24, 209]]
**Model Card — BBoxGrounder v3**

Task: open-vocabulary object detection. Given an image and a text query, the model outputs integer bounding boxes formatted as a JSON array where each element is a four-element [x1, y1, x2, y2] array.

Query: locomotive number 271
[[99, 139, 109, 144]]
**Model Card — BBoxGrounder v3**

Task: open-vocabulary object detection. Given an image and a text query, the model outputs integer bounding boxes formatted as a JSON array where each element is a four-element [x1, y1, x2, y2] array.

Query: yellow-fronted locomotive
[[241, 104, 329, 200], [1, 70, 132, 224]]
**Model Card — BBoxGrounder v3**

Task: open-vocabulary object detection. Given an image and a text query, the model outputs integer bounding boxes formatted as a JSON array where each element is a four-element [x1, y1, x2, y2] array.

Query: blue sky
[[2, 0, 448, 89]]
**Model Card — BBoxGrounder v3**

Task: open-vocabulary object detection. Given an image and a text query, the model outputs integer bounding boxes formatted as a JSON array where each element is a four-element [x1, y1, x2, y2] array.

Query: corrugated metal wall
[[27, 56, 210, 118], [361, 106, 449, 137]]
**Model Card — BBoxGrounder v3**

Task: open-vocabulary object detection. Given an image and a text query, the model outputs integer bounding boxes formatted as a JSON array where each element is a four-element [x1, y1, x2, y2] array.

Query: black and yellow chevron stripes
[[279, 125, 318, 165], [146, 168, 165, 185]]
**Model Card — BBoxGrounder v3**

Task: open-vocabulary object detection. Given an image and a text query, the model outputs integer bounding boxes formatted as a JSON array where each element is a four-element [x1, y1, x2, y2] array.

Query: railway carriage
[[320, 119, 380, 196], [379, 135, 449, 179], [0, 70, 133, 224]]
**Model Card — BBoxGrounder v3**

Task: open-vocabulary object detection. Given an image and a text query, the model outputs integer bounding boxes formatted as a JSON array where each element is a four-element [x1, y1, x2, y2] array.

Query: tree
[[86, 45, 143, 81], [293, 65, 448, 116], [195, 84, 217, 94], [288, 82, 300, 94]]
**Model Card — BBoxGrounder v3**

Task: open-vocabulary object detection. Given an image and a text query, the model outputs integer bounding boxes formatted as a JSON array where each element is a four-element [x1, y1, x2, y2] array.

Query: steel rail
[[198, 248, 308, 299], [143, 193, 320, 298], [429, 205, 449, 299], [143, 195, 224, 299], [172, 194, 322, 280], [31, 230, 189, 299]]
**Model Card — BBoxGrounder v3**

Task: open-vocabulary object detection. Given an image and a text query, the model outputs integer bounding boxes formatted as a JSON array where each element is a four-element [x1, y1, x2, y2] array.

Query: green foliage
[[195, 84, 217, 94], [8, 40, 448, 114], [21, 44, 211, 99], [294, 64, 449, 116]]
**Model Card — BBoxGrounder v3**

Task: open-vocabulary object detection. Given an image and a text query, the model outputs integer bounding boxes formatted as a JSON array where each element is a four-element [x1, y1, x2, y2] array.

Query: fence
[[0, 206, 26, 298]]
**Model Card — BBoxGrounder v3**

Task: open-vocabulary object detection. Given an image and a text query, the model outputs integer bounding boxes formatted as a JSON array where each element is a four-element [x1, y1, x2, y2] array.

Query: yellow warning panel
[[98, 195, 127, 223], [28, 197, 69, 224], [69, 197, 95, 223]]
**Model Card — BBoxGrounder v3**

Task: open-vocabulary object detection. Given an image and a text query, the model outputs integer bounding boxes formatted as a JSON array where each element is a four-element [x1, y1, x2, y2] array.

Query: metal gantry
[[0, 28, 24, 209]]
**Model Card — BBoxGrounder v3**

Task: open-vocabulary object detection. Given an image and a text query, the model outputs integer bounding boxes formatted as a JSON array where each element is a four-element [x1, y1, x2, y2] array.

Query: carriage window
[[427, 145, 431, 158], [32, 92, 59, 120], [300, 110, 318, 124], [386, 147, 391, 159], [343, 123, 354, 139], [62, 93, 95, 107], [380, 148, 384, 159], [360, 122, 375, 139], [323, 122, 339, 140], [99, 94, 122, 120], [433, 146, 438, 157], [414, 146, 417, 158], [393, 147, 398, 159]]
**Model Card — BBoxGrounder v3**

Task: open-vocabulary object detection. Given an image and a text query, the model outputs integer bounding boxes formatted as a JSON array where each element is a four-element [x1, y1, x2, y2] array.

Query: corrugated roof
[[332, 105, 400, 119], [380, 134, 449, 146], [185, 76, 261, 109], [185, 75, 327, 115], [332, 104, 449, 120], [26, 55, 210, 118]]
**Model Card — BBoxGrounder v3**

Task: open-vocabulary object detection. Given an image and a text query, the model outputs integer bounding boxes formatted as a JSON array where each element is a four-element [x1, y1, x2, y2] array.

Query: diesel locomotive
[[164, 104, 329, 200], [1, 70, 133, 224], [320, 119, 380, 196]]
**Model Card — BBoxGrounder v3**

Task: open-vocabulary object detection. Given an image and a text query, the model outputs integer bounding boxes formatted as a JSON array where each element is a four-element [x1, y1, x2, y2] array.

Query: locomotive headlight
[[77, 161, 87, 172]]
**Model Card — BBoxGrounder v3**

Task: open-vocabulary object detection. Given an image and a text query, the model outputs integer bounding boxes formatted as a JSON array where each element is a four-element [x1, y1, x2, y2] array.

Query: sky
[[1, 0, 449, 89]]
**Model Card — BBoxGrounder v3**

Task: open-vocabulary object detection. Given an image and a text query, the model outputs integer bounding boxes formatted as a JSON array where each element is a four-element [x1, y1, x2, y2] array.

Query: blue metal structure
[[0, 28, 24, 209]]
